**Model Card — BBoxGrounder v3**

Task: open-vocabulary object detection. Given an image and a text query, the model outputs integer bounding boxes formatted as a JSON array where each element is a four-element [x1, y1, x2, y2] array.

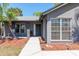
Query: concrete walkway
[[33, 50, 79, 56], [19, 37, 79, 56], [19, 37, 41, 56]]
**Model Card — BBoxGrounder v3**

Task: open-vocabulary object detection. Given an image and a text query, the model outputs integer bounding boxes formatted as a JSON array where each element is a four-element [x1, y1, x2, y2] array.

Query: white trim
[[33, 24, 36, 36], [70, 19, 73, 41], [50, 40, 72, 41], [47, 18, 51, 44], [60, 18, 62, 40]]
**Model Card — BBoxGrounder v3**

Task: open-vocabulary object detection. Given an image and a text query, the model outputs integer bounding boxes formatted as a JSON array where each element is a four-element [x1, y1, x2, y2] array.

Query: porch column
[[33, 24, 36, 36]]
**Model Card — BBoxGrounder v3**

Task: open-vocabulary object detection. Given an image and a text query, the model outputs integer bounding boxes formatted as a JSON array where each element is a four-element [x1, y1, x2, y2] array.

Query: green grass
[[0, 46, 22, 56]]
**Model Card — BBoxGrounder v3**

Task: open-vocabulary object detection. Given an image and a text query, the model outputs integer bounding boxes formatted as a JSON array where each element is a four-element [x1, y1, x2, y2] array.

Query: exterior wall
[[5, 21, 42, 37], [47, 4, 79, 27], [47, 16, 51, 43], [42, 17, 47, 41], [46, 3, 79, 43]]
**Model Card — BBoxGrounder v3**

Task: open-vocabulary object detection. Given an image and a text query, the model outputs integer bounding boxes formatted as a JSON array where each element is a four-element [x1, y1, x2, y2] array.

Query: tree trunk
[[8, 25, 16, 39], [0, 22, 2, 38]]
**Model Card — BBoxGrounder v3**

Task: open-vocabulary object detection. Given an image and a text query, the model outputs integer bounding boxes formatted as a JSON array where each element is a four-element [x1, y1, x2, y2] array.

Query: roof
[[42, 3, 68, 15], [15, 16, 40, 21], [13, 4, 68, 21]]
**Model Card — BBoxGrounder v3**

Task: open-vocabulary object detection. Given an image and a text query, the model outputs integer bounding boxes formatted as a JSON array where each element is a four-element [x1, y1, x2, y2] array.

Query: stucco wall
[[42, 17, 47, 41], [46, 3, 79, 43]]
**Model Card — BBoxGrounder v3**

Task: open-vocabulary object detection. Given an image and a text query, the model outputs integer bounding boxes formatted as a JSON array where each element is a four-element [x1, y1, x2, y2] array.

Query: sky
[[9, 3, 55, 16]]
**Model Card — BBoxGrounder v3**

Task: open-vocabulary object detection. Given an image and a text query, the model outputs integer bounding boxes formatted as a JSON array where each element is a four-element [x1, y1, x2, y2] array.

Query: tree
[[0, 3, 9, 37], [54, 3, 60, 6], [7, 8, 23, 16], [6, 8, 23, 38], [33, 11, 42, 16], [6, 10, 17, 38], [0, 3, 23, 39], [72, 9, 79, 42]]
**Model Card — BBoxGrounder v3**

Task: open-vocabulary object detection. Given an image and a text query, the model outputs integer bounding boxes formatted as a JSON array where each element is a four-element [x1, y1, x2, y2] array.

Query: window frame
[[15, 23, 26, 34], [50, 18, 72, 41]]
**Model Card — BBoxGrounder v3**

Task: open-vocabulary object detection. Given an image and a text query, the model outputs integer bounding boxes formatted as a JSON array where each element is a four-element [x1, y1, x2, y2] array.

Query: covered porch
[[12, 21, 42, 37]]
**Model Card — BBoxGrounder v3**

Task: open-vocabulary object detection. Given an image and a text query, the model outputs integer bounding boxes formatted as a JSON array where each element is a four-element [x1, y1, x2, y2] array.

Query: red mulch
[[0, 38, 29, 48], [39, 38, 79, 50], [67, 44, 79, 50], [40, 43, 79, 51], [41, 44, 57, 50]]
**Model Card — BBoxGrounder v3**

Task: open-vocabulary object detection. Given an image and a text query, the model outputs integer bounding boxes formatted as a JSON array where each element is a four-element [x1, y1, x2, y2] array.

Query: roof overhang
[[14, 16, 40, 21], [42, 3, 68, 15]]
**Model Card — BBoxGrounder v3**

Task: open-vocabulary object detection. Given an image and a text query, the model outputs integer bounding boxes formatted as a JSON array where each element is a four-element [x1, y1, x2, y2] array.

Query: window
[[15, 24, 25, 34], [62, 18, 71, 40], [51, 19, 60, 40], [51, 32, 60, 40], [20, 24, 25, 33], [51, 18, 71, 40], [62, 32, 70, 39], [15, 24, 19, 33]]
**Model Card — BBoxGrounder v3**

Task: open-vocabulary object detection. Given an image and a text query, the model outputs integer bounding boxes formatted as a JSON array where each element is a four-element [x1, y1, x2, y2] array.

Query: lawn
[[0, 38, 28, 56]]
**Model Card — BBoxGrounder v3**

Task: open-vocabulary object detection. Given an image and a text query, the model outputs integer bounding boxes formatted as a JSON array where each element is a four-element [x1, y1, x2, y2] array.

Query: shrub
[[72, 27, 79, 42]]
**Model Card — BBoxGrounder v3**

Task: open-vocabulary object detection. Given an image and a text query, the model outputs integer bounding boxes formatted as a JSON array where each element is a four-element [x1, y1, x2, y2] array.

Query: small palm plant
[[72, 10, 79, 42], [72, 27, 79, 42]]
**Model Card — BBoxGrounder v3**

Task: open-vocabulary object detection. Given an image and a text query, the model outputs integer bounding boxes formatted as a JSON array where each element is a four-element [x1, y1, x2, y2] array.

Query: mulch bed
[[0, 38, 29, 48], [39, 38, 79, 51], [0, 38, 29, 56], [41, 43, 79, 50]]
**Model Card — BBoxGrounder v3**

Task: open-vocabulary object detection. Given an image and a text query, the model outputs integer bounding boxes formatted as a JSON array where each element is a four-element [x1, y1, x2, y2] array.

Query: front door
[[36, 24, 41, 36], [15, 24, 26, 37]]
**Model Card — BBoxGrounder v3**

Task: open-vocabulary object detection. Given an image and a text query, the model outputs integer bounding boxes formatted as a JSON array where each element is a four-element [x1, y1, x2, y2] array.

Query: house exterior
[[1, 3, 79, 44]]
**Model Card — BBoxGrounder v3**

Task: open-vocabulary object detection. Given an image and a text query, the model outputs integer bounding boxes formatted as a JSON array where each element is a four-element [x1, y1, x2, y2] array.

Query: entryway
[[14, 23, 42, 37], [36, 24, 41, 36]]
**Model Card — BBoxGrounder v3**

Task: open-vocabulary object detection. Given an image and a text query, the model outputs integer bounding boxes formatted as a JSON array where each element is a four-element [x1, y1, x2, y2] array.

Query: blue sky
[[9, 3, 55, 16]]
